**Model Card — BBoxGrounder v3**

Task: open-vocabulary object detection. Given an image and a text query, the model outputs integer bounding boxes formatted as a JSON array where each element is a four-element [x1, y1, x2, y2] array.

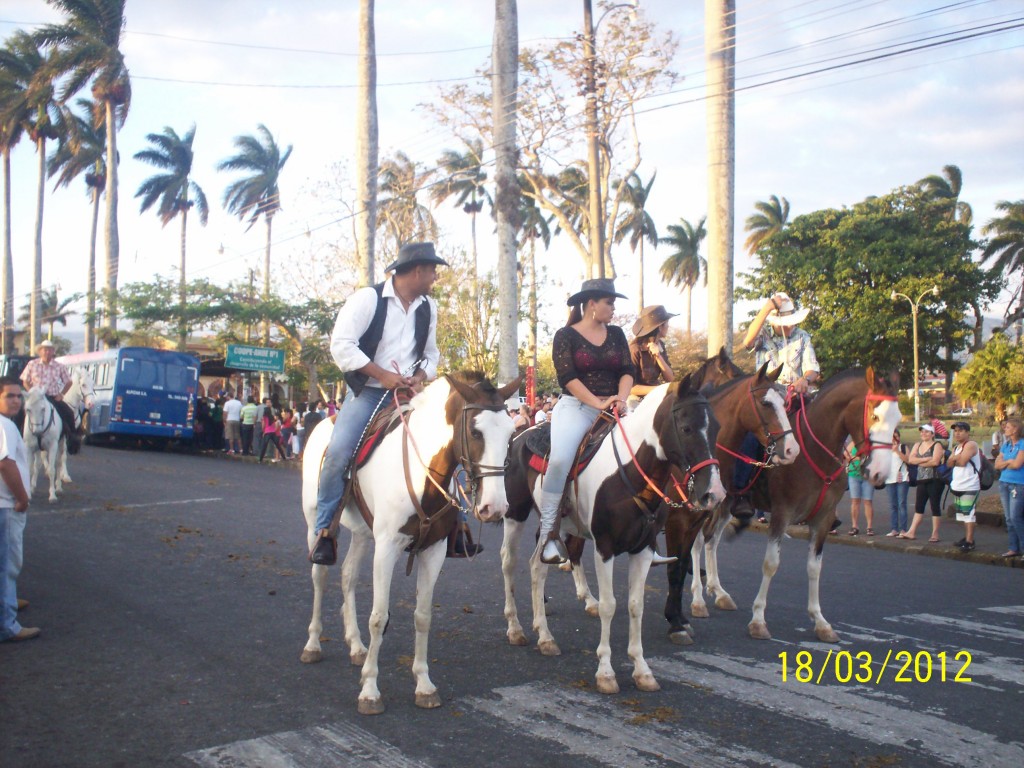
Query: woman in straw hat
[[629, 305, 677, 403]]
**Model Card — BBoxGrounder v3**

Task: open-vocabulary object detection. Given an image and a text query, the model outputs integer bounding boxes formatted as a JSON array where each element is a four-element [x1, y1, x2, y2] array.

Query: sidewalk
[[764, 484, 1023, 569]]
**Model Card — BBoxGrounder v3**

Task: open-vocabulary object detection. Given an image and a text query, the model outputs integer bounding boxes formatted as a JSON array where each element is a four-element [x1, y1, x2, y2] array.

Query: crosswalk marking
[[889, 613, 1024, 643], [465, 683, 804, 768], [650, 652, 1024, 768]]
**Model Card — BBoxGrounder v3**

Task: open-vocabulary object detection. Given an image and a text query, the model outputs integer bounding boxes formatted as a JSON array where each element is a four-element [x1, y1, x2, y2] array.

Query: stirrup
[[541, 537, 568, 565]]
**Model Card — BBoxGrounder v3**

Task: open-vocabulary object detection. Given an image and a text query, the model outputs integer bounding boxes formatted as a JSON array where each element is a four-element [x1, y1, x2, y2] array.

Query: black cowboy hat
[[383, 242, 450, 273], [566, 278, 627, 307], [632, 305, 678, 337]]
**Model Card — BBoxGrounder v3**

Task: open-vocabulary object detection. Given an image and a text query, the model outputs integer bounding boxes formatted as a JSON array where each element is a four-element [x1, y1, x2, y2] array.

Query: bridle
[[25, 395, 56, 450], [715, 380, 792, 474], [453, 400, 512, 510]]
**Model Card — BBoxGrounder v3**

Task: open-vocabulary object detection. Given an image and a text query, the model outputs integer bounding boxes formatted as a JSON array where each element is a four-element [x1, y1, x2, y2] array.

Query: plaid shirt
[[20, 358, 72, 397], [752, 326, 819, 386]]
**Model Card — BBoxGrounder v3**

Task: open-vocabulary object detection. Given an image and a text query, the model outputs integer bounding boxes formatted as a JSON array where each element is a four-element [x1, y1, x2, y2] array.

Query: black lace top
[[553, 325, 635, 397]]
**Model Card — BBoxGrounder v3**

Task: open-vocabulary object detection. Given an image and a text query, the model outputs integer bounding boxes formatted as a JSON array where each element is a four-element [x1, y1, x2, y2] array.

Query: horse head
[[445, 373, 521, 523], [73, 368, 97, 412], [692, 345, 744, 392], [836, 367, 902, 486], [752, 362, 799, 465], [656, 374, 727, 511], [23, 386, 55, 438]]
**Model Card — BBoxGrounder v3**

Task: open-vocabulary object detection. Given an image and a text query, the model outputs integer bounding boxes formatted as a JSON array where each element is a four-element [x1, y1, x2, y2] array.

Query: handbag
[[907, 463, 918, 487]]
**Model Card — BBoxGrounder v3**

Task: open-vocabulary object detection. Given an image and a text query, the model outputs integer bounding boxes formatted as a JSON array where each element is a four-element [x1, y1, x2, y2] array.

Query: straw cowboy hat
[[383, 242, 450, 274], [566, 278, 627, 307], [766, 292, 810, 327], [632, 305, 678, 337], [36, 339, 55, 349]]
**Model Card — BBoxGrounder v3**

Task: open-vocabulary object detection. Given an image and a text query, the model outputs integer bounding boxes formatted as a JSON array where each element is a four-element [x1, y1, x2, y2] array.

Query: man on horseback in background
[[19, 340, 80, 455], [732, 292, 820, 518], [309, 242, 447, 566]]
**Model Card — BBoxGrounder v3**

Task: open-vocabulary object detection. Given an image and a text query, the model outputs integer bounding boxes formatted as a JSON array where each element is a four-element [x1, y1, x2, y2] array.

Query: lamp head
[[930, 286, 939, 296], [890, 291, 898, 301]]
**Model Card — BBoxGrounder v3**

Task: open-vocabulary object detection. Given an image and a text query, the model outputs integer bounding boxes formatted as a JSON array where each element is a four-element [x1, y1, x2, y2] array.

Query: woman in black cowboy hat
[[629, 305, 678, 401], [536, 279, 635, 564]]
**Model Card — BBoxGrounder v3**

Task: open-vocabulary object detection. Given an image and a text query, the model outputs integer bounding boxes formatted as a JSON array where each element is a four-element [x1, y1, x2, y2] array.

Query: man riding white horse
[[19, 340, 80, 454], [309, 242, 447, 566]]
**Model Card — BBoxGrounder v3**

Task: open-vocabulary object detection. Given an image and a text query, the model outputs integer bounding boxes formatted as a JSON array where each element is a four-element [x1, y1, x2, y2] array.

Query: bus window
[[120, 358, 161, 388], [165, 363, 192, 392]]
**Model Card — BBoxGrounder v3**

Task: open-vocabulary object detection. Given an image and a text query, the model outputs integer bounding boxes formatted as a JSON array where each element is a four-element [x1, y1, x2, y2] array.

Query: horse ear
[[497, 376, 523, 401], [767, 364, 784, 383], [754, 361, 769, 382], [865, 366, 877, 392], [445, 375, 481, 403], [677, 372, 694, 393], [716, 346, 730, 370]]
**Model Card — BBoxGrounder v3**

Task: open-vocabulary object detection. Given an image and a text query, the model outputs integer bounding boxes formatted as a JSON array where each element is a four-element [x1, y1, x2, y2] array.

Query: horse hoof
[[595, 674, 619, 694], [507, 629, 529, 646], [669, 630, 694, 646], [690, 604, 710, 619], [357, 697, 385, 715], [415, 691, 441, 709], [350, 650, 367, 666], [634, 674, 660, 692], [748, 621, 771, 640], [816, 627, 840, 643], [538, 640, 561, 656], [584, 604, 600, 618], [714, 595, 738, 611], [299, 648, 322, 664]]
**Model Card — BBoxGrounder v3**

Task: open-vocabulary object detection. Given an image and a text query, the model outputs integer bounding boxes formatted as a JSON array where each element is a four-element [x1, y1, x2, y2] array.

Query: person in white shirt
[[310, 242, 446, 566], [222, 393, 243, 454], [947, 421, 980, 552]]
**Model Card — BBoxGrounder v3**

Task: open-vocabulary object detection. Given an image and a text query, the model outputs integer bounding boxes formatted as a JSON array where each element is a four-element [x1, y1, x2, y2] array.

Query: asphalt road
[[2, 447, 1021, 768]]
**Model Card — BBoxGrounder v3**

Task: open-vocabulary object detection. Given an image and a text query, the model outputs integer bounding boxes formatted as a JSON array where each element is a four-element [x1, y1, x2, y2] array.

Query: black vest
[[343, 281, 432, 396]]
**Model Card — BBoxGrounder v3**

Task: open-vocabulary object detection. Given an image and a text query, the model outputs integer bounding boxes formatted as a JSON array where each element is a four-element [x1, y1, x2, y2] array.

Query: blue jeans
[[999, 481, 1024, 553], [540, 395, 603, 497], [886, 481, 909, 533], [847, 475, 874, 500], [1, 507, 23, 641], [733, 432, 762, 492], [314, 387, 390, 535]]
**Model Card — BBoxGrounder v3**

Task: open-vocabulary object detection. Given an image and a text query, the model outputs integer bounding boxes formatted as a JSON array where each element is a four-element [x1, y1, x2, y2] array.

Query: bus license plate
[[149, 412, 160, 419]]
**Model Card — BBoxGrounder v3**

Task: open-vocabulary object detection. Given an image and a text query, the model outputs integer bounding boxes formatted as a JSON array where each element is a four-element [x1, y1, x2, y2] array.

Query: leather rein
[[714, 381, 792, 493]]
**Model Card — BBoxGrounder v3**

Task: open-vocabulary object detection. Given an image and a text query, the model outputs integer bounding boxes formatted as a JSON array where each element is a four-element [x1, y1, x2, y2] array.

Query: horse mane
[[447, 369, 495, 393], [701, 374, 748, 398], [815, 368, 865, 397]]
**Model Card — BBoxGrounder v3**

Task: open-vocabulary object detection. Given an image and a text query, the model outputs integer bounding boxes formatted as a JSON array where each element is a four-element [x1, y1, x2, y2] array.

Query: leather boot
[[538, 490, 567, 565], [649, 549, 678, 566]]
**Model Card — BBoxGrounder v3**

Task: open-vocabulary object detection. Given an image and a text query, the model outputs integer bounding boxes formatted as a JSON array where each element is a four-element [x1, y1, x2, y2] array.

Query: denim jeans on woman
[[999, 481, 1024, 553], [541, 395, 604, 497], [886, 481, 909, 533]]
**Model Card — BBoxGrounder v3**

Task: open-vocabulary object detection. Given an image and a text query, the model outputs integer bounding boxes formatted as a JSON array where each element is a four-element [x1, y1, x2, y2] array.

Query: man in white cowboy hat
[[19, 339, 80, 453], [742, 292, 820, 393], [309, 242, 447, 566]]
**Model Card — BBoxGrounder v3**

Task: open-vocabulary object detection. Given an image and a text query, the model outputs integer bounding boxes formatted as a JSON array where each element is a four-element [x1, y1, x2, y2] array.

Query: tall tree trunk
[[705, 0, 736, 355], [355, 0, 378, 287], [528, 236, 538, 370], [1, 149, 11, 354], [31, 136, 46, 351], [493, 0, 520, 385], [103, 98, 120, 345], [261, 215, 273, 397], [85, 184, 100, 353], [637, 239, 645, 312], [178, 205, 188, 351], [685, 283, 693, 338]]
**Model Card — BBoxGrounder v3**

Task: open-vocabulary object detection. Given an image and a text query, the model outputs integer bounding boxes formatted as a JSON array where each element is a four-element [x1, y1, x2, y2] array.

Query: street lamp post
[[891, 285, 939, 423]]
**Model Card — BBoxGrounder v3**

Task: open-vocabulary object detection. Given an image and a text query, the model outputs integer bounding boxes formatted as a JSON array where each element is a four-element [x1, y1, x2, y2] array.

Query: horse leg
[[664, 510, 695, 644], [807, 526, 839, 643], [529, 543, 559, 656], [301, 558, 330, 663], [45, 443, 59, 502], [592, 552, 619, 694], [566, 535, 598, 617], [689, 530, 709, 618], [357, 540, 402, 715], [705, 515, 737, 611], [501, 518, 528, 646], [748, 536, 782, 640], [411, 543, 447, 709], [60, 439, 72, 483], [341, 531, 371, 665], [627, 552, 659, 692]]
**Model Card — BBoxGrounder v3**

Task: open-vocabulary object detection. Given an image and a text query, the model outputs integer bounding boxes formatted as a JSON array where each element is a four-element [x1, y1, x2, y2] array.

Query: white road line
[[890, 613, 1024, 643], [979, 606, 1024, 617], [185, 720, 433, 768], [650, 652, 1024, 768], [465, 683, 804, 768], [29, 497, 224, 517]]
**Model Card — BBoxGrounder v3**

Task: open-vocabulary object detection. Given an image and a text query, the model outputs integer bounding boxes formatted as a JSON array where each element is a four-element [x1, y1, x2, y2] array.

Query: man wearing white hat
[[19, 340, 79, 453], [742, 292, 820, 393]]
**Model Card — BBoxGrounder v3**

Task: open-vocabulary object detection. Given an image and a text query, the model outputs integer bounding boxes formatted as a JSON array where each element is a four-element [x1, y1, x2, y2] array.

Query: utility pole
[[705, 0, 736, 355], [355, 0, 378, 288], [583, 0, 604, 279]]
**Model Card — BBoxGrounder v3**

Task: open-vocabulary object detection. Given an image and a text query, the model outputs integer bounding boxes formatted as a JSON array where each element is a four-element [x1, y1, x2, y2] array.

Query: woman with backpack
[[946, 421, 980, 552], [993, 417, 1024, 558], [900, 423, 945, 542]]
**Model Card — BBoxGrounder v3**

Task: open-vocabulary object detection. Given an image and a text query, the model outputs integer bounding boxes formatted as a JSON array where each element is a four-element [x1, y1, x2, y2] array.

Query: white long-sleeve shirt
[[330, 279, 439, 389]]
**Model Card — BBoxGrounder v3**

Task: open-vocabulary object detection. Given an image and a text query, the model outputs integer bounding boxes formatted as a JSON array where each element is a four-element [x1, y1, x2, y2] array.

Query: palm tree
[[0, 48, 29, 354], [134, 125, 209, 351], [743, 194, 789, 255], [0, 31, 62, 351], [981, 199, 1024, 328], [659, 216, 707, 337], [518, 187, 554, 373], [17, 284, 79, 341], [354, 0, 377, 287], [35, 0, 130, 345], [917, 164, 972, 225], [431, 138, 491, 287], [377, 150, 436, 263], [217, 123, 292, 355], [48, 98, 106, 353], [613, 171, 658, 311]]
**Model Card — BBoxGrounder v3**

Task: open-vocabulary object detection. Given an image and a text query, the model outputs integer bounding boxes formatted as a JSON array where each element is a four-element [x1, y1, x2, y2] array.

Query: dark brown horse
[[500, 375, 725, 694]]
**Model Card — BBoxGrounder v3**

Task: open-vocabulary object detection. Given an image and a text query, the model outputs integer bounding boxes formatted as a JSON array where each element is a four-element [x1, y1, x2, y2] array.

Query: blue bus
[[59, 347, 200, 442]]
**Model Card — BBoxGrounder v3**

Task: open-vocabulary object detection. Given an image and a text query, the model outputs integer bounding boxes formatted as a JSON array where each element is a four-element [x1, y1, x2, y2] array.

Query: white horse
[[300, 373, 519, 714], [23, 386, 67, 502], [64, 367, 97, 433]]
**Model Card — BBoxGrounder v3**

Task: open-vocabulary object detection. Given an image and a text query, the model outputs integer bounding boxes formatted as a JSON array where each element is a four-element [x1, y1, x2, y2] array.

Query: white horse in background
[[64, 367, 96, 433], [23, 386, 68, 502]]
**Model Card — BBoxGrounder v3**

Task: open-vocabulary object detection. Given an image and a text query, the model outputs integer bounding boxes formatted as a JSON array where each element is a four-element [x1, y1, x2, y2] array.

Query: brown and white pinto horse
[[300, 372, 519, 714], [501, 375, 726, 694], [686, 368, 901, 643]]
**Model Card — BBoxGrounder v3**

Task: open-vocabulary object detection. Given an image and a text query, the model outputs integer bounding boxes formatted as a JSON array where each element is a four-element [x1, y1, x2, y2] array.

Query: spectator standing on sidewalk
[[947, 421, 980, 552], [992, 417, 1024, 558], [222, 391, 243, 455], [0, 376, 38, 643], [844, 439, 875, 536], [240, 397, 258, 455], [253, 397, 270, 457], [884, 429, 911, 536], [901, 423, 945, 542]]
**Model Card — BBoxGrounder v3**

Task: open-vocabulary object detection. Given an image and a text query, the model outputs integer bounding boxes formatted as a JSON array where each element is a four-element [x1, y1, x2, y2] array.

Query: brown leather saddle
[[524, 414, 615, 479], [352, 390, 415, 469]]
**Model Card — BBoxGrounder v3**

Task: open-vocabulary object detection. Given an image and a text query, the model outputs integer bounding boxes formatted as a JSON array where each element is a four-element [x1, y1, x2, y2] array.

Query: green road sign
[[225, 344, 285, 373]]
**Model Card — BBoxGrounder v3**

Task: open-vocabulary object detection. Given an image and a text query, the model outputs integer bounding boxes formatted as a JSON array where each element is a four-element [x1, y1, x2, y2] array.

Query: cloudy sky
[[2, 0, 1022, 346]]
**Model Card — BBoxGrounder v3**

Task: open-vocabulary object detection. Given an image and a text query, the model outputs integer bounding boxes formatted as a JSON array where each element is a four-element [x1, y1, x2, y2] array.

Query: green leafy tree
[[432, 248, 500, 377], [134, 124, 209, 351], [917, 164, 972, 226], [377, 150, 436, 264], [743, 194, 789, 255], [659, 216, 707, 337], [980, 199, 1024, 329], [35, 0, 130, 342], [17, 284, 80, 340], [953, 333, 1024, 421]]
